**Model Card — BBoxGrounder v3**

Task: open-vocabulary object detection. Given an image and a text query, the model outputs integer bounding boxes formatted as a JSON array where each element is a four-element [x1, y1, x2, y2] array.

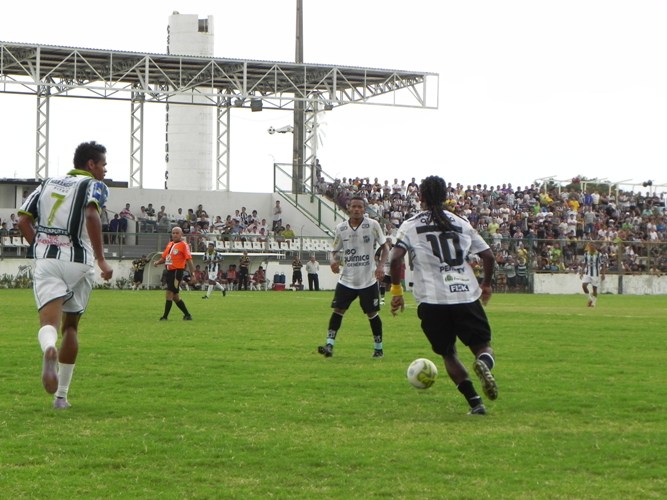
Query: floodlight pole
[[292, 0, 305, 194]]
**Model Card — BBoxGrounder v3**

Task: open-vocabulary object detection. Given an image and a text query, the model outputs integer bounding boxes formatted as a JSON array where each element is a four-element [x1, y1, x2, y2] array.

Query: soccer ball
[[406, 358, 438, 389]]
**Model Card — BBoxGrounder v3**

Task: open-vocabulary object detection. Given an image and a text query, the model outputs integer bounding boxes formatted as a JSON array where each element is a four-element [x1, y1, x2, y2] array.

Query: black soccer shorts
[[417, 301, 492, 356]]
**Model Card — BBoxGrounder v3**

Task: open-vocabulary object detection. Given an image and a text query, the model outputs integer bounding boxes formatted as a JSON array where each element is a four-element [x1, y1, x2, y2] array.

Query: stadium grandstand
[[1, 172, 666, 294]]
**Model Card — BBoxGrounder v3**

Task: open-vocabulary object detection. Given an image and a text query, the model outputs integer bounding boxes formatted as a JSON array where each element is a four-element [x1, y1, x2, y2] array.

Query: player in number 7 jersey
[[18, 141, 113, 410]]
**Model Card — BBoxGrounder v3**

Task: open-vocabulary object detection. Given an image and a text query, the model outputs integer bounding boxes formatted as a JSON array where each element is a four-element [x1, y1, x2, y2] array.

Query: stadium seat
[[301, 238, 314, 252], [2, 236, 16, 254], [14, 237, 29, 256]]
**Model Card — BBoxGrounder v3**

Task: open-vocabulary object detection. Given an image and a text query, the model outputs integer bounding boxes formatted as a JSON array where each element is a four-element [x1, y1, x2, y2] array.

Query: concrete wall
[[532, 272, 667, 295]]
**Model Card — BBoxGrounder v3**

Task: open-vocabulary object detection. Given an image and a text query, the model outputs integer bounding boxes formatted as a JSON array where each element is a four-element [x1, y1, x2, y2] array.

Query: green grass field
[[1, 289, 665, 499]]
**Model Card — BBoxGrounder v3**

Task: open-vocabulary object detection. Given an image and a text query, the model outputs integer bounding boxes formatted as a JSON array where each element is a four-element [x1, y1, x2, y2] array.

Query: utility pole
[[292, 0, 305, 193]]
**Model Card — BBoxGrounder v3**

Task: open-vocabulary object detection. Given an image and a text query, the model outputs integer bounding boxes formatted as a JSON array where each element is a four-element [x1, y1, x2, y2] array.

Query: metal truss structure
[[0, 42, 439, 189]]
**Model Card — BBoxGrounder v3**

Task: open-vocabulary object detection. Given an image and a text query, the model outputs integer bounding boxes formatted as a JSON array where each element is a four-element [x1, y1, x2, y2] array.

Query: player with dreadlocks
[[389, 175, 498, 415]]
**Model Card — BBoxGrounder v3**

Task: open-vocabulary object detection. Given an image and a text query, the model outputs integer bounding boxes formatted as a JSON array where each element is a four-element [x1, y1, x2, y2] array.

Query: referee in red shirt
[[154, 226, 195, 320]]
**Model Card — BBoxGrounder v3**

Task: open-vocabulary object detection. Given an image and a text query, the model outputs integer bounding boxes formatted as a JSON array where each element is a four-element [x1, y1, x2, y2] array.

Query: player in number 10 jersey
[[390, 175, 498, 416], [394, 204, 489, 306]]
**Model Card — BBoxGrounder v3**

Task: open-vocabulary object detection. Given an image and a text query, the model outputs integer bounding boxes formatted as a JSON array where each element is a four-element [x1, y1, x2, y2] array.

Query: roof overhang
[[0, 42, 439, 110]]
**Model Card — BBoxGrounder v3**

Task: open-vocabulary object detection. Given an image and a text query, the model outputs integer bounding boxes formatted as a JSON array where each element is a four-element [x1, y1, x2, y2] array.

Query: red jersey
[[162, 240, 192, 270]]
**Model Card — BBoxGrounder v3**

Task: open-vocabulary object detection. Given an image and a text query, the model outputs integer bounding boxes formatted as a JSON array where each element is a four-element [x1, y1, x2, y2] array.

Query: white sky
[[1, 0, 667, 194]]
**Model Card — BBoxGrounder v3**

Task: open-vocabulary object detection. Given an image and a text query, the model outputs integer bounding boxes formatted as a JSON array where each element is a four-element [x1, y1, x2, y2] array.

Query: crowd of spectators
[[103, 202, 297, 252], [0, 213, 20, 237], [319, 176, 667, 278], [4, 175, 667, 280]]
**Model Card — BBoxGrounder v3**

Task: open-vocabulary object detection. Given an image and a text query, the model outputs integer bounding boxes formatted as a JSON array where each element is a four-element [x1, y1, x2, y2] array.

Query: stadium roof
[[0, 41, 438, 110]]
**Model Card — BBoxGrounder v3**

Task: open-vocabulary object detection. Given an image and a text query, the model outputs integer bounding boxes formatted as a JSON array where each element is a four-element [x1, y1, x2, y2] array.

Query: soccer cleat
[[159, 316, 168, 321], [318, 344, 333, 358], [222, 289, 227, 297], [42, 346, 58, 394], [473, 359, 498, 401], [202, 296, 208, 299], [53, 397, 71, 410], [183, 314, 193, 321], [468, 403, 487, 415], [380, 299, 385, 305], [587, 299, 593, 307], [372, 349, 384, 359]]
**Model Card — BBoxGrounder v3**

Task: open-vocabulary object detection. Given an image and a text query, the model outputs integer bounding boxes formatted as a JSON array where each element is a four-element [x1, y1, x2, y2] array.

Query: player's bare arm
[[85, 204, 113, 280], [389, 245, 406, 316], [330, 252, 341, 274], [375, 242, 389, 281], [17, 213, 36, 245], [478, 248, 495, 306]]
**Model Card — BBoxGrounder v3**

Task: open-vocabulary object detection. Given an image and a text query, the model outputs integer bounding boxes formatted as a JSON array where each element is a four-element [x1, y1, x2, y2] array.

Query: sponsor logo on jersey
[[449, 284, 470, 293]]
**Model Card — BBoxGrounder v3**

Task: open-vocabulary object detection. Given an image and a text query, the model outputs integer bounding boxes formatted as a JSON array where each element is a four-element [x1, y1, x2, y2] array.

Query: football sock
[[175, 300, 190, 315], [206, 285, 213, 298], [163, 300, 173, 318], [326, 312, 343, 346], [326, 330, 337, 346], [457, 379, 482, 408], [478, 352, 495, 370], [55, 363, 75, 399], [373, 335, 383, 351], [38, 325, 58, 352], [328, 312, 343, 332], [369, 314, 382, 337]]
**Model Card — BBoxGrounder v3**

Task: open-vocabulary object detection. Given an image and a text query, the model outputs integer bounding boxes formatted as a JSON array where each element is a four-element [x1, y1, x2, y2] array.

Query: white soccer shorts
[[33, 259, 95, 314], [582, 275, 601, 288]]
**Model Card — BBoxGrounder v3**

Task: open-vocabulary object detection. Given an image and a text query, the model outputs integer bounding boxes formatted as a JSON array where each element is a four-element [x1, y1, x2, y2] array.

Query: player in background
[[17, 141, 113, 409], [202, 242, 227, 298], [238, 251, 251, 290], [154, 226, 195, 320], [318, 196, 389, 358], [389, 175, 498, 415], [579, 242, 606, 307], [375, 236, 393, 305], [132, 255, 149, 290]]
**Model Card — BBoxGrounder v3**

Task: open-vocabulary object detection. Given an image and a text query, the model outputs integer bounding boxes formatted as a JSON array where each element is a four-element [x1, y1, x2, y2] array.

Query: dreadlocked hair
[[420, 175, 455, 232]]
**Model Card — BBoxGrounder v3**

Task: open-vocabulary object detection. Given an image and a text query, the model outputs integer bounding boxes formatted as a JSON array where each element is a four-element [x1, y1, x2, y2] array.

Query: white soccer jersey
[[19, 169, 108, 266], [332, 217, 386, 289], [202, 250, 224, 276], [582, 252, 604, 277], [395, 210, 490, 305]]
